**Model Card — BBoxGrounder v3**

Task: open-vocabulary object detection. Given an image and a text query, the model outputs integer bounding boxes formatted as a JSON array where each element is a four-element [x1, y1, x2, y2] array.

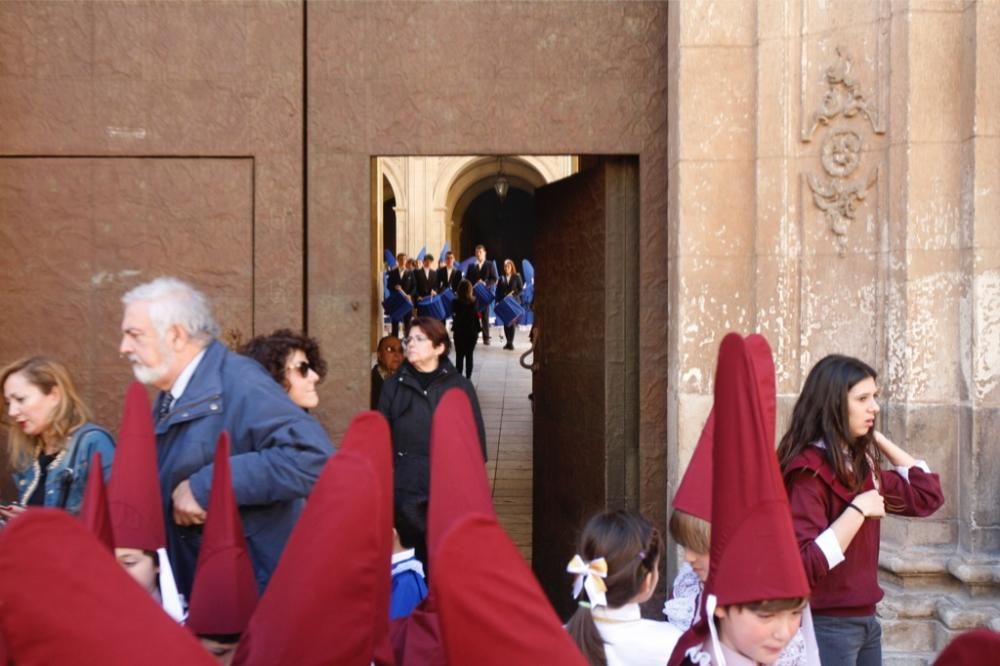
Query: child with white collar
[[566, 510, 681, 666]]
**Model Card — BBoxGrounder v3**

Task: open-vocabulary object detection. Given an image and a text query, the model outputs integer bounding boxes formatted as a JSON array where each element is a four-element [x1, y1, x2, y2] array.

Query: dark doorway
[[382, 175, 397, 256], [460, 186, 535, 269]]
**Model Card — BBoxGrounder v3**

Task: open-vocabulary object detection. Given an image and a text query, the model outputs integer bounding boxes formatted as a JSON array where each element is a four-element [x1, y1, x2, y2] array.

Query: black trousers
[[503, 324, 516, 346]]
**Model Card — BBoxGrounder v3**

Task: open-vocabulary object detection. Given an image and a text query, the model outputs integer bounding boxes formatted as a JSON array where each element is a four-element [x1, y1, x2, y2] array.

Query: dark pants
[[391, 311, 412, 338], [503, 324, 516, 347], [455, 343, 475, 378], [812, 614, 882, 666], [480, 312, 490, 342]]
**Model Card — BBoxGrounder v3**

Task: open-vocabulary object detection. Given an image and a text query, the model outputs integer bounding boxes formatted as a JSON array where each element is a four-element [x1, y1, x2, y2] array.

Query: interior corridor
[[470, 326, 534, 564]]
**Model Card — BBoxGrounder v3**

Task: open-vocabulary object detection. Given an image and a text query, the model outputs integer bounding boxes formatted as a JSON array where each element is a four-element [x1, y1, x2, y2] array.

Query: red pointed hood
[[0, 510, 215, 665], [672, 334, 776, 522], [234, 412, 393, 666], [428, 389, 587, 666], [707, 333, 807, 606], [186, 432, 259, 636], [109, 381, 166, 551], [934, 629, 1000, 665], [342, 411, 396, 665], [79, 452, 114, 553]]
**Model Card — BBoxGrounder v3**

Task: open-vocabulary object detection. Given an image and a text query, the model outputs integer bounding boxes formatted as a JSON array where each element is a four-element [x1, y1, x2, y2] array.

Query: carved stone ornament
[[802, 47, 884, 255]]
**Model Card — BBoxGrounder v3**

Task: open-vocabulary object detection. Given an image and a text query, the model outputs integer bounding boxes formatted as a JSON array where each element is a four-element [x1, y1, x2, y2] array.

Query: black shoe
[[484, 339, 491, 345], [504, 344, 514, 350]]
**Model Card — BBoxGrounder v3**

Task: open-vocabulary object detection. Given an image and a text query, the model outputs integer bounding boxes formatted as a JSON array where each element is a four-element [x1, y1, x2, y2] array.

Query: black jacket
[[465, 260, 498, 287], [451, 298, 480, 349], [497, 273, 523, 302], [414, 267, 439, 298], [437, 266, 462, 292], [377, 358, 487, 504]]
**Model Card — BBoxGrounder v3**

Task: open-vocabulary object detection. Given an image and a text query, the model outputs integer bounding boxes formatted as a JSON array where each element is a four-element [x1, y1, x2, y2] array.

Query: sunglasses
[[287, 360, 314, 378]]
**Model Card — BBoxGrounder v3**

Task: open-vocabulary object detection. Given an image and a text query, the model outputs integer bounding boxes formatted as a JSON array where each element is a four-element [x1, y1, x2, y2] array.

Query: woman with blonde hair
[[1, 356, 114, 519]]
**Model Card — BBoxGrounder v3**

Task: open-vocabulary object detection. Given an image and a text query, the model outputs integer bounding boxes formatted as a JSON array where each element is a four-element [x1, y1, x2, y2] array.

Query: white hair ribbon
[[566, 554, 609, 608]]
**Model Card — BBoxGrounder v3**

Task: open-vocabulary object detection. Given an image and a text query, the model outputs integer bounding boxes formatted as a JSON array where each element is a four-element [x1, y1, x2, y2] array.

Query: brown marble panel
[[0, 157, 253, 431]]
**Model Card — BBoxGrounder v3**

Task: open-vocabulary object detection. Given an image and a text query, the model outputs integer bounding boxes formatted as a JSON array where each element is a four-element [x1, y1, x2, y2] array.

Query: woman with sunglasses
[[378, 316, 487, 569], [239, 329, 327, 410]]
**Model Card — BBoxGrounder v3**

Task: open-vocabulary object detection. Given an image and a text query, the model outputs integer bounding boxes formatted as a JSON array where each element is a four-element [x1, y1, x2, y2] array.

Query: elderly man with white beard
[[118, 277, 332, 598]]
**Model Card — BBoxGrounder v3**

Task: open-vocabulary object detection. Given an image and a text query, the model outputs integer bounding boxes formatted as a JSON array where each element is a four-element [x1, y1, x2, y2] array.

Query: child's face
[[714, 603, 804, 664], [684, 547, 710, 582], [115, 547, 159, 597]]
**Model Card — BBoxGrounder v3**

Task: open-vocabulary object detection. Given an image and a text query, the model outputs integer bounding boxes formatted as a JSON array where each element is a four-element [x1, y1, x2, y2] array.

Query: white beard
[[129, 341, 174, 385]]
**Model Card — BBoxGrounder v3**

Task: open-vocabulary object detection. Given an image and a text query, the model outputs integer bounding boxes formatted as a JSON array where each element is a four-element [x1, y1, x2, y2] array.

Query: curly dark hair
[[238, 328, 327, 390]]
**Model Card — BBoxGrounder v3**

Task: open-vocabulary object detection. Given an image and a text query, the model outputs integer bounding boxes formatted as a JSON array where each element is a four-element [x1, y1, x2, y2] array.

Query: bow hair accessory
[[566, 555, 608, 607]]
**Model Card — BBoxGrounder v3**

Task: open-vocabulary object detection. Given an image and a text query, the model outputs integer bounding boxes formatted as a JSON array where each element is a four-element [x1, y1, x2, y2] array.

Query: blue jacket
[[12, 422, 115, 514], [154, 340, 333, 598]]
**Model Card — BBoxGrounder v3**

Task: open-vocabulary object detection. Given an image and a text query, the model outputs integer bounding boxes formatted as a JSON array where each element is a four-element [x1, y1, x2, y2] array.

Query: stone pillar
[[666, 0, 757, 575]]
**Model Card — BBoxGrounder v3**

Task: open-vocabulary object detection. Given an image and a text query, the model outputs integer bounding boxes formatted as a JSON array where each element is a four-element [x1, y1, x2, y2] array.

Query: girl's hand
[[0, 504, 26, 521], [873, 430, 917, 468], [852, 489, 885, 518]]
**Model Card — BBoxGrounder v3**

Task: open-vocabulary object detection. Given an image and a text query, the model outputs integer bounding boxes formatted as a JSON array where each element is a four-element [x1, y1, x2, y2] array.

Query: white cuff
[[895, 460, 930, 483], [815, 528, 846, 570]]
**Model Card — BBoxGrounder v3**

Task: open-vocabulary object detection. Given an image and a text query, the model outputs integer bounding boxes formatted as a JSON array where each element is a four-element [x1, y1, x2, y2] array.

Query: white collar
[[170, 347, 207, 401], [590, 602, 642, 622], [391, 548, 417, 565]]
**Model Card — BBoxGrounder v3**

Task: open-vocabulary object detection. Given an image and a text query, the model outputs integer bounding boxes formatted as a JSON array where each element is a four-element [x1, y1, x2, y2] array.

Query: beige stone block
[[797, 252, 880, 366], [674, 254, 754, 394], [757, 0, 796, 42], [802, 0, 883, 34], [972, 251, 1000, 406], [902, 143, 964, 251], [753, 254, 801, 392], [960, 408, 1000, 552], [903, 249, 964, 401], [676, 160, 755, 257], [755, 157, 799, 256], [676, 393, 714, 473], [677, 46, 755, 161], [249, 74, 303, 155], [908, 11, 964, 143], [756, 37, 794, 160], [308, 0, 366, 82], [973, 1, 1000, 138], [971, 139, 1000, 249], [909, 0, 965, 11], [676, 0, 755, 46], [883, 405, 959, 522]]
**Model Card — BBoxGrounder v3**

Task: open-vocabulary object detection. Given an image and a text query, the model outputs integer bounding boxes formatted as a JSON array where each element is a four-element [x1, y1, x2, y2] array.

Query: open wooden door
[[531, 156, 640, 618]]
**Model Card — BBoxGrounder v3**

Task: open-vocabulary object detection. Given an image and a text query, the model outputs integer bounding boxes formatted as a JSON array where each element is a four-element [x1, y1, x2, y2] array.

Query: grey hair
[[122, 277, 220, 344]]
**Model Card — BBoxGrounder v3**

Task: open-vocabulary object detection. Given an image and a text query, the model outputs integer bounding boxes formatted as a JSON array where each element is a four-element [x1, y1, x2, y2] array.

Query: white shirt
[[170, 348, 207, 402], [591, 603, 682, 666]]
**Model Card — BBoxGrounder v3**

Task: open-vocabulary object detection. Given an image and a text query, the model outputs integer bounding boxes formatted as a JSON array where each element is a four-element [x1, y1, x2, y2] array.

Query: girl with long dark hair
[[777, 355, 944, 665]]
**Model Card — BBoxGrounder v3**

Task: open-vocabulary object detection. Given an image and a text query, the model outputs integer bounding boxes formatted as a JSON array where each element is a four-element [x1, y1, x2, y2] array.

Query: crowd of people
[[0, 274, 990, 666], [384, 244, 527, 365]]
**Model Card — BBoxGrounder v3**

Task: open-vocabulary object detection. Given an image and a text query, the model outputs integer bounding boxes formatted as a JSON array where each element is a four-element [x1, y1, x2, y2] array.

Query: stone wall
[[667, 1, 1000, 661]]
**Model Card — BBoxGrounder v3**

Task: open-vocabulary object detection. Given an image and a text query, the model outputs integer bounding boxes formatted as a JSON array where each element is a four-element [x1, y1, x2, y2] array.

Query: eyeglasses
[[402, 334, 430, 346], [287, 360, 314, 378], [381, 346, 402, 353]]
